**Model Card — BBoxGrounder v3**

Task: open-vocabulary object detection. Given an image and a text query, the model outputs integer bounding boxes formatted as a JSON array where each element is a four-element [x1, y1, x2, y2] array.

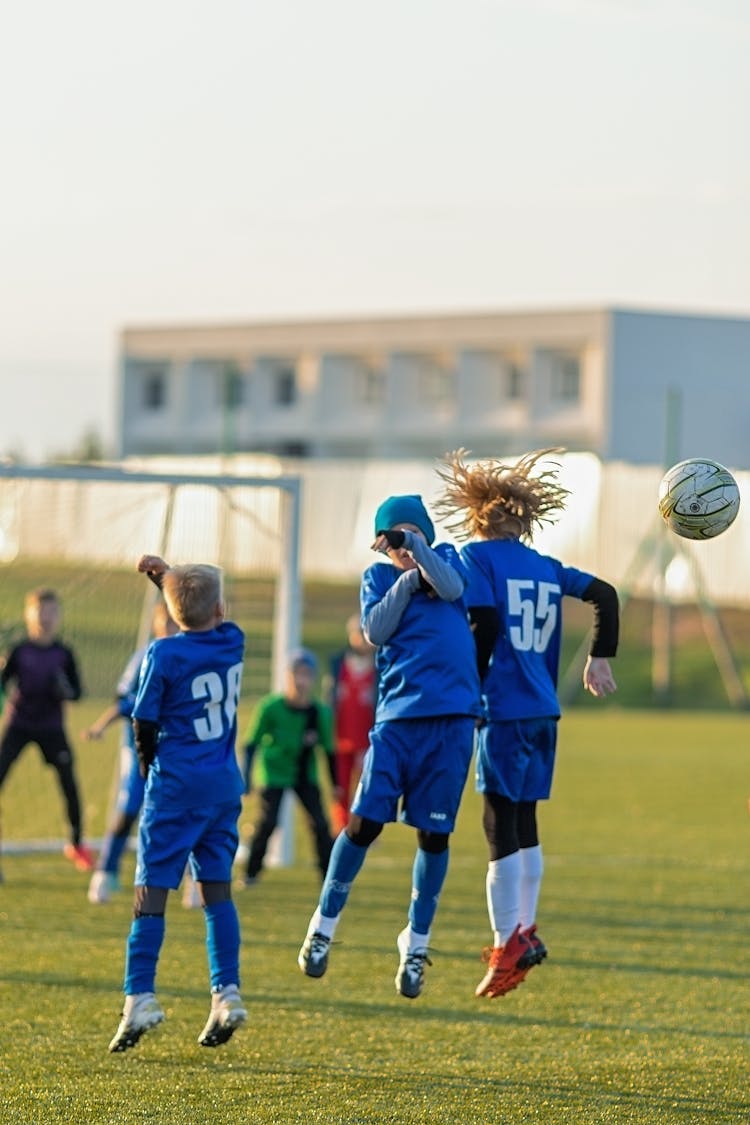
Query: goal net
[[0, 464, 302, 858]]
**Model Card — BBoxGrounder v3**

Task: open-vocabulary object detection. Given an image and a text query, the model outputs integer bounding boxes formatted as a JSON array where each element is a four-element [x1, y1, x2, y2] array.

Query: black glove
[[377, 528, 406, 550], [132, 718, 159, 778]]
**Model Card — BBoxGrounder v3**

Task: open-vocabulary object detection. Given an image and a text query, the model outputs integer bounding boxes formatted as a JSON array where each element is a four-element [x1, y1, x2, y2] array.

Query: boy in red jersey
[[327, 614, 377, 833]]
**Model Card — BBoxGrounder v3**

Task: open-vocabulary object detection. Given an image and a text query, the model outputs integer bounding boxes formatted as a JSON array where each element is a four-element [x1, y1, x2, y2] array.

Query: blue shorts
[[134, 797, 241, 888], [115, 743, 145, 819], [351, 716, 475, 833], [476, 718, 558, 802]]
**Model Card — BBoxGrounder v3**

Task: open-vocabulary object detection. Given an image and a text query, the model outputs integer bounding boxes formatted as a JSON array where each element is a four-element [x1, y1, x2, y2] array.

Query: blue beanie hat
[[374, 494, 435, 545], [288, 647, 318, 673]]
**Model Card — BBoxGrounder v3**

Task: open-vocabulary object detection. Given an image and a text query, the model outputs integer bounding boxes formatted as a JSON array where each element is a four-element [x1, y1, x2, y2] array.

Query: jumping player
[[435, 449, 619, 999], [109, 555, 247, 1052], [298, 494, 482, 998]]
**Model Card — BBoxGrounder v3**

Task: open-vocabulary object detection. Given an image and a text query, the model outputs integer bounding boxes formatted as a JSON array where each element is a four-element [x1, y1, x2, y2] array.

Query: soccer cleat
[[197, 984, 247, 1047], [475, 925, 534, 998], [298, 931, 331, 978], [395, 928, 432, 999], [63, 843, 95, 872], [108, 993, 165, 1052], [519, 923, 548, 968]]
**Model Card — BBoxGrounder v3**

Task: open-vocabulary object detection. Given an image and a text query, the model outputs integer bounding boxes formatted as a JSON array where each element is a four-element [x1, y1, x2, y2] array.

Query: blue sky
[[2, 0, 749, 460]]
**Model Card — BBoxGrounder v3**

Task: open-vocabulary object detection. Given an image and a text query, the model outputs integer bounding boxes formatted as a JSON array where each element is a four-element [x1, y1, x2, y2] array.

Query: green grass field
[[2, 710, 749, 1124]]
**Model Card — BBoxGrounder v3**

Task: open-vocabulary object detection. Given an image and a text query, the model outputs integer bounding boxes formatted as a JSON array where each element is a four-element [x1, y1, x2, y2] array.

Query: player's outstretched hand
[[583, 655, 617, 698], [371, 529, 406, 553], [137, 554, 169, 576]]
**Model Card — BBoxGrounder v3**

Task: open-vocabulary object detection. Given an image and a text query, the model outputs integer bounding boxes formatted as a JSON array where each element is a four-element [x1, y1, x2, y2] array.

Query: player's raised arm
[[137, 555, 170, 590]]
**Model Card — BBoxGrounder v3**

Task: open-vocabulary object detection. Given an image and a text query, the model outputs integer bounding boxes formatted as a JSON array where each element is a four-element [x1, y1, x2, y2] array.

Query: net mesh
[[0, 469, 300, 849]]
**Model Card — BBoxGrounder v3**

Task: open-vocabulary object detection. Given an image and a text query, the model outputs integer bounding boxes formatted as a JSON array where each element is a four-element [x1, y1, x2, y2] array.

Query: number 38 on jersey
[[192, 663, 243, 741]]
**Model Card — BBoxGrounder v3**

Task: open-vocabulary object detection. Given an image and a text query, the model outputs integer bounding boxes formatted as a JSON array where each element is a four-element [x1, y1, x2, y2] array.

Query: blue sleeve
[[362, 563, 420, 646], [132, 643, 164, 723], [406, 535, 465, 601]]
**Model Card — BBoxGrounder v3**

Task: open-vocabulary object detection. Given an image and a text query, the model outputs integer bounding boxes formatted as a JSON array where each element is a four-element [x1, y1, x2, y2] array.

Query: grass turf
[[1, 710, 749, 1124]]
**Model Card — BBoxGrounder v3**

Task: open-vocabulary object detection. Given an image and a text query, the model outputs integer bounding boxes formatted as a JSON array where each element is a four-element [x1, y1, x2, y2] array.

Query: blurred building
[[119, 306, 750, 467]]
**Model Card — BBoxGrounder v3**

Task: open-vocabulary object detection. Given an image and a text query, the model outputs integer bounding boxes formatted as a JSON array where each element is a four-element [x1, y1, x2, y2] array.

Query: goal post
[[0, 463, 302, 861]]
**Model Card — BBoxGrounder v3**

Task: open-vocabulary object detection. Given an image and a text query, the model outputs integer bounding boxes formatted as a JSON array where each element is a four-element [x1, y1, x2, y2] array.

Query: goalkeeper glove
[[377, 528, 406, 550]]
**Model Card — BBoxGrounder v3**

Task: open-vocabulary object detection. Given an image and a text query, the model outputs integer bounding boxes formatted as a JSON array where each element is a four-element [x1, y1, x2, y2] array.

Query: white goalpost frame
[[0, 462, 303, 865]]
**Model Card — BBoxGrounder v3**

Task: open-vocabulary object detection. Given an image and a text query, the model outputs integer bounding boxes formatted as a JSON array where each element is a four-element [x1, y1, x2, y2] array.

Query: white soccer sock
[[401, 924, 430, 953], [519, 844, 544, 928], [486, 853, 521, 946], [307, 906, 340, 940]]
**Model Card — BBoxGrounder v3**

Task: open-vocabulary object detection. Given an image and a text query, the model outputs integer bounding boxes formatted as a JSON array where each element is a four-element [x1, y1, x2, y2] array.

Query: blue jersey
[[361, 545, 482, 722], [133, 621, 245, 809], [114, 644, 148, 745], [461, 539, 593, 721]]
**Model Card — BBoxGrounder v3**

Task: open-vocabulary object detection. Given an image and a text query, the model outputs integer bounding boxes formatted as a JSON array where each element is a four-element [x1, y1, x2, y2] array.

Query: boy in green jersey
[[241, 649, 340, 884]]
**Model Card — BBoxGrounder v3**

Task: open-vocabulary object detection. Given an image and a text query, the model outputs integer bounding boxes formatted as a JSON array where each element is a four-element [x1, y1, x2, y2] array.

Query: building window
[[142, 369, 167, 410], [219, 365, 244, 409], [274, 366, 297, 406], [419, 358, 454, 406], [507, 363, 525, 400], [361, 365, 385, 406], [552, 354, 581, 403]]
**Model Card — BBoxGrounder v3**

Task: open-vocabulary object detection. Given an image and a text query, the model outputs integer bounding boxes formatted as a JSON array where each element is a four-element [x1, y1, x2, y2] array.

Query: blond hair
[[434, 448, 570, 542], [161, 564, 223, 630], [24, 587, 59, 610]]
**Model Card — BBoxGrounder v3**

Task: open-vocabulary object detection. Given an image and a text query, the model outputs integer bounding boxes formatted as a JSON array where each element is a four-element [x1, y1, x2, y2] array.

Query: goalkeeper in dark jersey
[[0, 587, 91, 874]]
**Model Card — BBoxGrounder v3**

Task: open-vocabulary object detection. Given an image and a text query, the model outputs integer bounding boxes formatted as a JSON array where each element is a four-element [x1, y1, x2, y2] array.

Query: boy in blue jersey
[[85, 601, 179, 904], [109, 554, 247, 1052], [298, 494, 482, 998], [436, 450, 618, 999]]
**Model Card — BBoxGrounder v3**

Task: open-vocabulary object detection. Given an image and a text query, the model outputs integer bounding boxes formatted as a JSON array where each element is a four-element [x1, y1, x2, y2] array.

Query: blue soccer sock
[[408, 847, 449, 936], [123, 914, 165, 995], [318, 831, 369, 920], [204, 900, 242, 991]]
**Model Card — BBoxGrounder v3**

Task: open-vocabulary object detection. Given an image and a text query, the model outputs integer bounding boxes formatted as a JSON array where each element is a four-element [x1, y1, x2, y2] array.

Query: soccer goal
[[0, 463, 302, 859]]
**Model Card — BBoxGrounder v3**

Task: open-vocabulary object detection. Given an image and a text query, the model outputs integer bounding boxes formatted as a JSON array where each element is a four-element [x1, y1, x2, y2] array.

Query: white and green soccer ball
[[657, 458, 741, 541]]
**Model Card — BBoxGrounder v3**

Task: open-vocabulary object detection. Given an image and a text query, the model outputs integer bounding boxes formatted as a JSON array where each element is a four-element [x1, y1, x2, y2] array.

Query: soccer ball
[[657, 458, 740, 540]]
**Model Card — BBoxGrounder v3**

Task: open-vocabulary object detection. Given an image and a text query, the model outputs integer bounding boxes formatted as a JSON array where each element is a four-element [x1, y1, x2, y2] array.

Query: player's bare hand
[[137, 554, 169, 575], [583, 655, 617, 698], [82, 727, 103, 741]]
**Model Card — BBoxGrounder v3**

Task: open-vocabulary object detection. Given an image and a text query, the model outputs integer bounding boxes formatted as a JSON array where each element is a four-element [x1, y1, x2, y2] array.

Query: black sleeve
[[0, 647, 18, 688], [468, 606, 501, 679], [581, 578, 619, 658], [132, 718, 160, 778], [64, 648, 83, 701], [242, 742, 256, 793]]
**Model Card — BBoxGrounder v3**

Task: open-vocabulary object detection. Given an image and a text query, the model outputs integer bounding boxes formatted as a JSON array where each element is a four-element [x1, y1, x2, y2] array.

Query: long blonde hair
[[434, 448, 570, 542]]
